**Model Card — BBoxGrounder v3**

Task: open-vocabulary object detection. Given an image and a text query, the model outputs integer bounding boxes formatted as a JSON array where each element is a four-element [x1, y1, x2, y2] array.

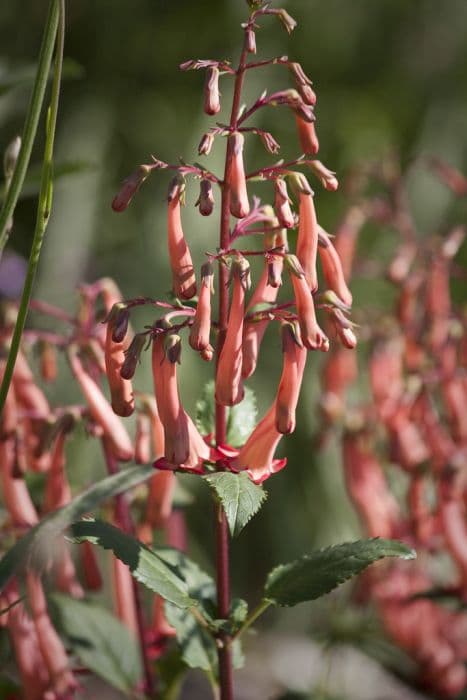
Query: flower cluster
[[321, 157, 467, 697]]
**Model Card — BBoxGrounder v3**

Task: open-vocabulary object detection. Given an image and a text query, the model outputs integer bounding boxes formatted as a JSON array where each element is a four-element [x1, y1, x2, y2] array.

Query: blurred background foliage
[[1, 0, 467, 697]]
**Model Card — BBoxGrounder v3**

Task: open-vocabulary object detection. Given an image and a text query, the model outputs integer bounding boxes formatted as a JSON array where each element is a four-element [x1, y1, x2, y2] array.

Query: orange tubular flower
[[287, 255, 328, 351], [295, 114, 319, 155], [242, 263, 280, 379], [68, 347, 133, 461], [229, 132, 250, 219], [317, 227, 353, 307], [44, 428, 72, 512], [296, 187, 319, 292], [275, 323, 307, 434], [215, 256, 250, 406], [26, 572, 77, 697], [167, 177, 197, 299], [105, 306, 135, 417], [232, 405, 286, 484], [152, 333, 209, 471], [189, 262, 213, 352], [0, 439, 38, 527]]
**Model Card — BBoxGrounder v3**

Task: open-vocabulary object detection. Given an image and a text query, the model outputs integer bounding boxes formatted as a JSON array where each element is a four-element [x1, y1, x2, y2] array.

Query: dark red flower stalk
[[135, 411, 151, 464], [81, 540, 103, 591], [189, 262, 213, 352], [229, 132, 250, 219], [112, 555, 139, 638], [275, 322, 307, 434], [215, 256, 250, 406], [167, 176, 197, 299]]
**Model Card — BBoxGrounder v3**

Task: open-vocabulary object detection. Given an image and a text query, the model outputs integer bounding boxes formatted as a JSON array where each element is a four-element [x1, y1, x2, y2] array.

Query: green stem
[[0, 0, 60, 256], [233, 599, 271, 641], [0, 0, 65, 416]]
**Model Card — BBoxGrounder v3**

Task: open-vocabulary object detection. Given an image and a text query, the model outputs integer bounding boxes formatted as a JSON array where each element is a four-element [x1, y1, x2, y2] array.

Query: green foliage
[[204, 471, 267, 537], [196, 380, 257, 448], [69, 520, 195, 608], [50, 593, 142, 693], [0, 465, 153, 591], [264, 539, 416, 607]]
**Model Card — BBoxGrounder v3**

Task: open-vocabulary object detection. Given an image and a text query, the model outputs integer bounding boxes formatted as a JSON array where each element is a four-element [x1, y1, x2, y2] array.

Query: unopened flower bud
[[195, 179, 215, 216], [229, 132, 250, 219], [164, 334, 182, 364], [309, 160, 338, 191], [110, 304, 130, 343], [259, 131, 281, 154], [246, 28, 257, 54], [105, 310, 135, 418], [288, 171, 313, 196], [167, 176, 197, 299], [120, 333, 146, 380], [329, 308, 357, 349], [112, 165, 150, 212], [189, 262, 213, 351], [286, 255, 328, 351], [296, 115, 319, 155], [274, 178, 295, 228], [198, 132, 215, 156], [204, 66, 221, 115], [3, 135, 21, 179], [201, 343, 214, 362], [288, 63, 316, 106], [276, 9, 297, 34]]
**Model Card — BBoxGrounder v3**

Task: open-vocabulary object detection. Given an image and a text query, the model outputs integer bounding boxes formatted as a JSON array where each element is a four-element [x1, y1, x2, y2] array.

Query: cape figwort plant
[[0, 3, 417, 699]]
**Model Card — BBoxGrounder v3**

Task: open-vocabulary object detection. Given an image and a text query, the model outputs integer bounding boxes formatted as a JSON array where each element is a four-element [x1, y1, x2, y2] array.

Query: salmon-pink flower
[[242, 262, 281, 379], [295, 186, 319, 292], [232, 405, 286, 484], [105, 306, 135, 417], [0, 438, 38, 526], [12, 350, 50, 417], [317, 228, 353, 307], [229, 132, 250, 219], [135, 411, 151, 464], [167, 177, 197, 299], [189, 262, 213, 351], [68, 347, 134, 461], [245, 27, 257, 54], [198, 131, 215, 156], [286, 255, 328, 351], [296, 115, 319, 155], [26, 572, 78, 696], [38, 340, 57, 383], [152, 333, 209, 471], [81, 540, 103, 591], [333, 205, 366, 281], [204, 66, 221, 115], [274, 178, 295, 228], [216, 257, 250, 405], [44, 427, 72, 512], [275, 323, 307, 434]]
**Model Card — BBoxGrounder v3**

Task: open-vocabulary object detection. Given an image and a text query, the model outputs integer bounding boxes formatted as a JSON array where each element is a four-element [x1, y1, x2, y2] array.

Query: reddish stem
[[214, 28, 251, 700]]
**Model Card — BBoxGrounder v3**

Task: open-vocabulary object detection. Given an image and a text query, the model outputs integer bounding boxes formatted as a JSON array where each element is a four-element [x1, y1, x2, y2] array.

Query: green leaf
[[195, 380, 257, 448], [50, 593, 142, 693], [0, 465, 154, 591], [204, 472, 267, 537], [264, 539, 416, 607], [69, 520, 195, 608]]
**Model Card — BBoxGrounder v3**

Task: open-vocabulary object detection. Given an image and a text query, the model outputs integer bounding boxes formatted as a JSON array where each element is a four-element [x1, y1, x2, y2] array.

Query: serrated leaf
[[264, 539, 416, 607], [160, 549, 244, 674], [195, 381, 257, 448], [204, 472, 266, 537], [0, 465, 154, 591], [69, 520, 194, 608], [50, 594, 142, 692]]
